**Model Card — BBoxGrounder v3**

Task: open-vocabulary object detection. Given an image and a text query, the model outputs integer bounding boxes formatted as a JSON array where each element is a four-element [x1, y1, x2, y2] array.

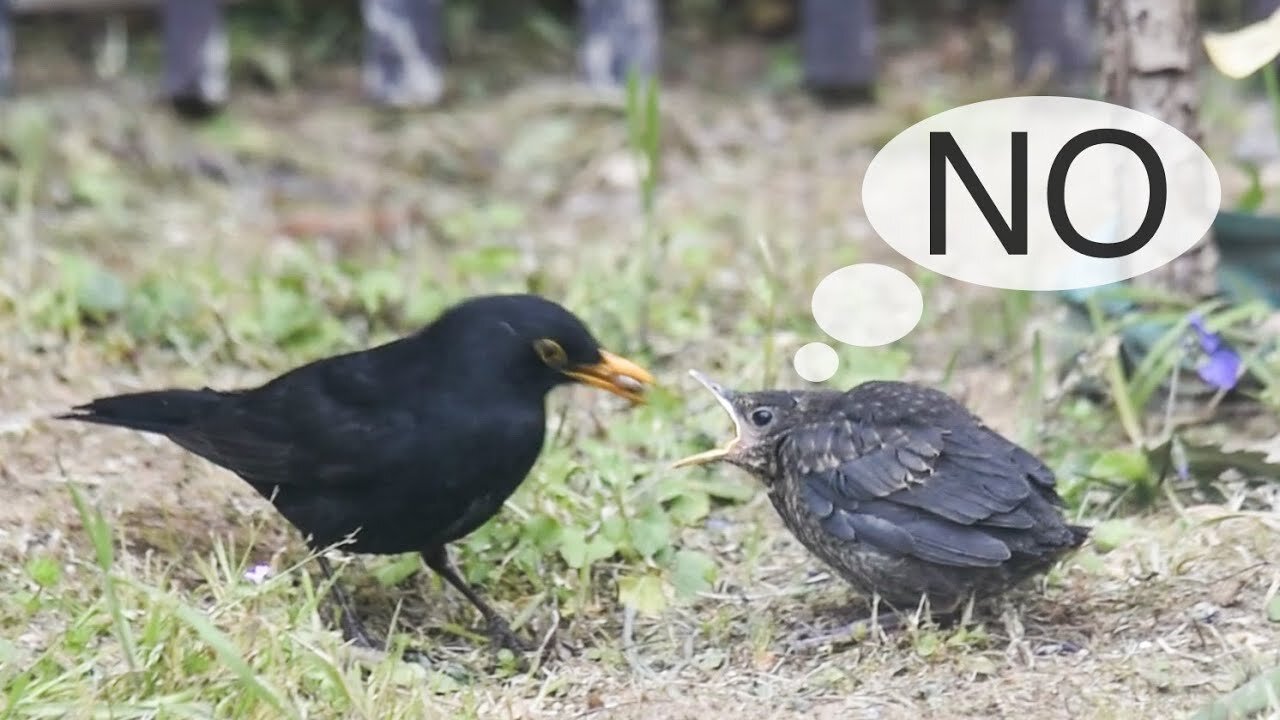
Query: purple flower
[[243, 563, 272, 585], [1187, 313, 1242, 391]]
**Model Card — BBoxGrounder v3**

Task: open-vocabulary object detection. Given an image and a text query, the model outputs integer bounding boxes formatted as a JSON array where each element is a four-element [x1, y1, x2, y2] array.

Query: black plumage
[[58, 294, 653, 652], [674, 371, 1088, 621]]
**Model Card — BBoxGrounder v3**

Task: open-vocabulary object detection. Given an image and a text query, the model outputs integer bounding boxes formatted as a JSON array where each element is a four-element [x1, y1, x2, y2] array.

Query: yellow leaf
[[618, 572, 667, 616], [1204, 6, 1280, 79]]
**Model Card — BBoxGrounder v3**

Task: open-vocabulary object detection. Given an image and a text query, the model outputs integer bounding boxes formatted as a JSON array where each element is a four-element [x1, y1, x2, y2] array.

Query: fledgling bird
[[674, 370, 1088, 633], [58, 294, 654, 653]]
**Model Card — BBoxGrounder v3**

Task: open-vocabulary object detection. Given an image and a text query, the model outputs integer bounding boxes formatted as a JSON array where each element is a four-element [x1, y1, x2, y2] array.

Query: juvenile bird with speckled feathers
[[675, 370, 1089, 640]]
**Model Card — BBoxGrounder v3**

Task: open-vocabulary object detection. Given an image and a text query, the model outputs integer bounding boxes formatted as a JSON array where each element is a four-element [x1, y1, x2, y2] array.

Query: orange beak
[[563, 350, 655, 404]]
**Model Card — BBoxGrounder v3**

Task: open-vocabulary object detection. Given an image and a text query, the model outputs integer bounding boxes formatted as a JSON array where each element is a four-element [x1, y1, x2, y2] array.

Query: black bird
[[674, 370, 1088, 634], [58, 294, 654, 653]]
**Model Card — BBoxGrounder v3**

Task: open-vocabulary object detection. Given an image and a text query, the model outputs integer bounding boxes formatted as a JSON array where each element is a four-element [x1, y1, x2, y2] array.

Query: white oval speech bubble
[[811, 263, 924, 347], [861, 96, 1222, 291], [793, 341, 839, 382]]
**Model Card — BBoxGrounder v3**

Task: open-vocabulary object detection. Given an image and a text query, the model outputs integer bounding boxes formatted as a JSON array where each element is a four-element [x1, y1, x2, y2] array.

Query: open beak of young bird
[[671, 369, 740, 468], [564, 350, 655, 404]]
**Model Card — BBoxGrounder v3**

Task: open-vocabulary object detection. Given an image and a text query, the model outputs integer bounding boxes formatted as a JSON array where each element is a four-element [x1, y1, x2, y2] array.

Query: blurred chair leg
[[578, 0, 660, 90], [0, 0, 11, 97], [801, 0, 876, 105], [163, 0, 228, 118], [1247, 0, 1280, 20], [1013, 0, 1095, 94], [361, 0, 445, 108]]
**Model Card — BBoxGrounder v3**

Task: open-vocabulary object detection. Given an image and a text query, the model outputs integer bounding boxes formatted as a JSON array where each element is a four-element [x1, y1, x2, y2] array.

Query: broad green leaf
[[618, 572, 667, 616], [669, 549, 717, 598], [558, 526, 589, 569], [650, 475, 686, 504], [1091, 518, 1138, 553], [583, 536, 617, 565], [700, 477, 756, 504], [373, 553, 421, 587], [666, 491, 711, 525], [1089, 449, 1150, 483], [1267, 595, 1280, 622], [600, 515, 628, 544], [628, 508, 672, 559], [523, 515, 562, 552], [61, 255, 127, 320], [76, 271, 127, 318]]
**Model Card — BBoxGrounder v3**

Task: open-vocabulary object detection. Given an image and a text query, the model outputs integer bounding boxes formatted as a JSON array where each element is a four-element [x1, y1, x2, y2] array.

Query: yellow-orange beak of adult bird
[[564, 350, 655, 404]]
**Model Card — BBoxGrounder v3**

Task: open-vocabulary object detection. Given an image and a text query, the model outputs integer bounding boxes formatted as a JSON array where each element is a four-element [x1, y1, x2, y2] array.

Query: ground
[[2, 14, 1280, 720]]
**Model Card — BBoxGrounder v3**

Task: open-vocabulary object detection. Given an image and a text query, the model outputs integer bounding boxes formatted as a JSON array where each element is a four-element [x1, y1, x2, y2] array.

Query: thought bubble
[[812, 264, 924, 347], [793, 342, 839, 382], [793, 96, 1221, 384], [860, 95, 1222, 291], [792, 263, 924, 382]]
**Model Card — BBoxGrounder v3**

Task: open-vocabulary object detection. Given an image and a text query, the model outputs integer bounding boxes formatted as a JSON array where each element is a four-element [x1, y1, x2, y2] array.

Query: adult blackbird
[[59, 294, 654, 653], [674, 370, 1088, 632]]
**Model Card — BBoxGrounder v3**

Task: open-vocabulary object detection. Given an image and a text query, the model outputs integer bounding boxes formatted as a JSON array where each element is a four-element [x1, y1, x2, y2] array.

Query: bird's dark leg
[[787, 598, 969, 651], [315, 556, 379, 650], [421, 546, 533, 653]]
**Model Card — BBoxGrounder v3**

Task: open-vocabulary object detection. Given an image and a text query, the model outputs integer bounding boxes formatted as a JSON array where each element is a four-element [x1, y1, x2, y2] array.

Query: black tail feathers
[[56, 388, 224, 435]]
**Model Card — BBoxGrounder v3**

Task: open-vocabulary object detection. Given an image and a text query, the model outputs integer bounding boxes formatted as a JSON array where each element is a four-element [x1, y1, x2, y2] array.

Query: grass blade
[[64, 479, 139, 674], [124, 578, 300, 720]]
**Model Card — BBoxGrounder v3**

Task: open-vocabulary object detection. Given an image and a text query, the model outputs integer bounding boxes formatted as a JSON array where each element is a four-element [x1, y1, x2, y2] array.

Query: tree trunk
[[1100, 0, 1220, 298]]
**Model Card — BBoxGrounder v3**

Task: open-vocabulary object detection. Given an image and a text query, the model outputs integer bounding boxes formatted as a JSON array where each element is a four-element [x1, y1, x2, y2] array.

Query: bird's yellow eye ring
[[533, 338, 568, 368]]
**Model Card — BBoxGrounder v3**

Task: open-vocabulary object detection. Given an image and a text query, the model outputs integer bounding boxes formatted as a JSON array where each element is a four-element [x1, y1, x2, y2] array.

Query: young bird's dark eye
[[750, 408, 773, 427]]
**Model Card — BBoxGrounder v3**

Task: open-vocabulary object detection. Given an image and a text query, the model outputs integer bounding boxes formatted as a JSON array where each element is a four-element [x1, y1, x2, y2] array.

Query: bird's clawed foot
[[486, 615, 536, 654], [335, 609, 437, 665], [337, 609, 381, 651], [317, 555, 434, 666], [785, 613, 905, 652]]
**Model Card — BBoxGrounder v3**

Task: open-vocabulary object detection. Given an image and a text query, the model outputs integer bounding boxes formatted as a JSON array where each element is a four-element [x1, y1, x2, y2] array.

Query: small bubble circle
[[811, 263, 924, 347], [793, 342, 839, 382]]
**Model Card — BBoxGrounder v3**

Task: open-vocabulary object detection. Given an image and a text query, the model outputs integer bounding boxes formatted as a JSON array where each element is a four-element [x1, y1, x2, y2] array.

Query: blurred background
[[1, 2, 1279, 719]]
